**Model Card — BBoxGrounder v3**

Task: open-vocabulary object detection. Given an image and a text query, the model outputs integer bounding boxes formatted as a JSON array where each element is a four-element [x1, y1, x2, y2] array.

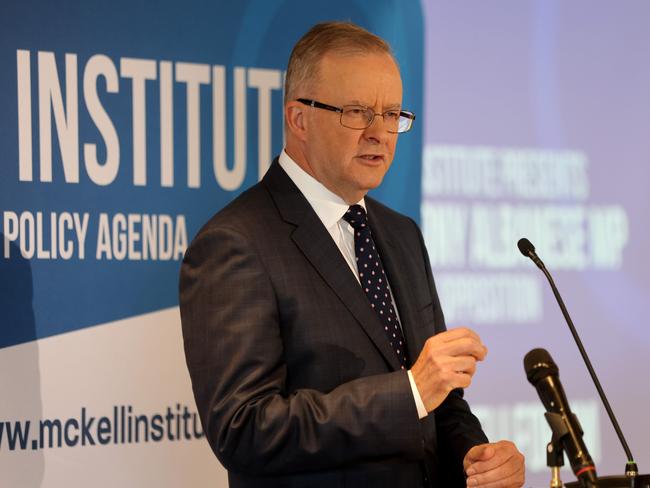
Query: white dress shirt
[[278, 150, 428, 419]]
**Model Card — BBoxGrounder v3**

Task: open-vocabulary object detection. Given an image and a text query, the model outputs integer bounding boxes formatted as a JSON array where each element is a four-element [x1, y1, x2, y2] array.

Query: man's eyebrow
[[345, 100, 368, 106], [345, 100, 402, 109]]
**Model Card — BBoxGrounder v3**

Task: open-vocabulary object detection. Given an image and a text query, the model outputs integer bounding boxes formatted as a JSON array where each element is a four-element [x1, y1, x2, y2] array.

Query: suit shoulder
[[192, 182, 278, 241], [366, 197, 419, 229]]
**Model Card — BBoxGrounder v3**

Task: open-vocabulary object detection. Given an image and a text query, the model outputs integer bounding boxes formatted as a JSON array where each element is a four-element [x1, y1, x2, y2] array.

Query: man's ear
[[285, 101, 308, 142]]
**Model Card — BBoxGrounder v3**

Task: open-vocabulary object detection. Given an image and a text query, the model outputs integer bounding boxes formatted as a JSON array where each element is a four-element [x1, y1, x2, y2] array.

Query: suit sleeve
[[179, 225, 425, 476], [410, 218, 489, 464]]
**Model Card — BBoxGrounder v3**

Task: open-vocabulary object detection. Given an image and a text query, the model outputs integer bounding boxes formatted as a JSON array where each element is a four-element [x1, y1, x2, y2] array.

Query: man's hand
[[410, 327, 487, 412], [464, 441, 525, 487]]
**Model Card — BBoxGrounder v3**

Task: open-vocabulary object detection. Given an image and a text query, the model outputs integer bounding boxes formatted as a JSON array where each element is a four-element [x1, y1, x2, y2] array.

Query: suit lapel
[[366, 201, 428, 366], [263, 161, 402, 371]]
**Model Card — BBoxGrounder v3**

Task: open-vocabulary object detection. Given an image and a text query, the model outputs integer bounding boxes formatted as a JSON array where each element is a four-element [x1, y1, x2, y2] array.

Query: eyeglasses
[[297, 98, 416, 134]]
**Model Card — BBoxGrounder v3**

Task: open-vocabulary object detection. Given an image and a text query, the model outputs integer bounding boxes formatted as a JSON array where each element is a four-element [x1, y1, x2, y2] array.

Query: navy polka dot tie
[[343, 205, 408, 369]]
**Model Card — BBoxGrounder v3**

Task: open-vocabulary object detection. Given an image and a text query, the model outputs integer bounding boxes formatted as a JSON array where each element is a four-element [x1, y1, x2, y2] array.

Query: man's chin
[[355, 177, 387, 198]]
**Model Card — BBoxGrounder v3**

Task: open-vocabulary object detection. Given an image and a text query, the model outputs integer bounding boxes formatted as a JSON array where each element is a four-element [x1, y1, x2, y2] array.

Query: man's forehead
[[314, 51, 402, 100], [318, 50, 399, 70]]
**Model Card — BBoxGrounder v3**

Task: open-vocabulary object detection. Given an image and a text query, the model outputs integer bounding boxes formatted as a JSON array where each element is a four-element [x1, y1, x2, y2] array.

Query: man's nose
[[362, 114, 390, 143]]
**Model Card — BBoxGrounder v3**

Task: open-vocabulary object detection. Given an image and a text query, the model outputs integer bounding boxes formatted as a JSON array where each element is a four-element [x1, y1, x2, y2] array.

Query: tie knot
[[343, 205, 368, 230]]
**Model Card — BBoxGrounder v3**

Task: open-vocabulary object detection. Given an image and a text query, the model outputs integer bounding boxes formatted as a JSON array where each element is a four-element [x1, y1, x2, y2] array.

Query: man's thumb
[[467, 443, 494, 463]]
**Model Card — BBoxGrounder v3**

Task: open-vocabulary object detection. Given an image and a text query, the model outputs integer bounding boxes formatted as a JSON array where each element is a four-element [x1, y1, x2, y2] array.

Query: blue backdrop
[[0, 0, 423, 348]]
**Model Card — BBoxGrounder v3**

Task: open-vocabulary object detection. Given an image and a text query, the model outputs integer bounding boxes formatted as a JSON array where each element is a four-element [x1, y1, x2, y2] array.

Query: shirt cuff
[[407, 369, 428, 419]]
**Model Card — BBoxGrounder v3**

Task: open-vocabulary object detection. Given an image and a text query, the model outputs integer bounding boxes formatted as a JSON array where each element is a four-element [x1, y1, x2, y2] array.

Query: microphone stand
[[534, 258, 637, 478], [518, 238, 646, 486], [547, 435, 565, 488]]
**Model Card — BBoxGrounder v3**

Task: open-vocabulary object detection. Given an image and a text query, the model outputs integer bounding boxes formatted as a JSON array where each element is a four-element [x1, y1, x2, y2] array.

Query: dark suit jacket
[[179, 160, 488, 487]]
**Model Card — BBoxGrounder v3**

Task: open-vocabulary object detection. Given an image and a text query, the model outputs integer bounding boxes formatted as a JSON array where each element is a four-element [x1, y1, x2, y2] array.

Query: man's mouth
[[358, 154, 384, 161]]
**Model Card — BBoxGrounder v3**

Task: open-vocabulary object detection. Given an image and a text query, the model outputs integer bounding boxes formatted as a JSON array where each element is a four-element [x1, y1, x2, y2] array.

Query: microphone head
[[524, 348, 559, 385], [517, 238, 535, 257]]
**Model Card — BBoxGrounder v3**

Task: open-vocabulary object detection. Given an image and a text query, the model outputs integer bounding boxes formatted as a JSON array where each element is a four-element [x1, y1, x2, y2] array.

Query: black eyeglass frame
[[296, 98, 416, 134]]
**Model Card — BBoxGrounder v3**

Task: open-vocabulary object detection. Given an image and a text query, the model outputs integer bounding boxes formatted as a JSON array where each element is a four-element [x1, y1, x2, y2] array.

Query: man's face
[[301, 51, 403, 204]]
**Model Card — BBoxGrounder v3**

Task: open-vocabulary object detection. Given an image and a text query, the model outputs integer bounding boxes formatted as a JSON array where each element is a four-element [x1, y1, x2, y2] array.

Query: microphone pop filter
[[524, 347, 558, 385], [517, 237, 535, 257]]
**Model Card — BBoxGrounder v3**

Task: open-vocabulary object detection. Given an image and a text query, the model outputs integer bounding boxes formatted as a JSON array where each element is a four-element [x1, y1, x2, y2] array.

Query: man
[[180, 21, 525, 487]]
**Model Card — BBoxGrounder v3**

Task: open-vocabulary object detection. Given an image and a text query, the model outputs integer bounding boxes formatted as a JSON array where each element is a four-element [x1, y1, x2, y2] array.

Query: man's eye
[[385, 111, 400, 121], [346, 107, 367, 117]]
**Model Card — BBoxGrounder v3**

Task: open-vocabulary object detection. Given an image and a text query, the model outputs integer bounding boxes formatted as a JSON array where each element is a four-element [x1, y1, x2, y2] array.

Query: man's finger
[[449, 355, 478, 375], [466, 446, 510, 475], [437, 327, 482, 343], [464, 443, 494, 466], [426, 333, 488, 360], [466, 462, 525, 488], [465, 441, 525, 487], [437, 337, 488, 361]]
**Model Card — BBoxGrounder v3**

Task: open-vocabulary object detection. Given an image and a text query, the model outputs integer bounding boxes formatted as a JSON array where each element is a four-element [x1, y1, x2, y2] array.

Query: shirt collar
[[278, 149, 366, 229]]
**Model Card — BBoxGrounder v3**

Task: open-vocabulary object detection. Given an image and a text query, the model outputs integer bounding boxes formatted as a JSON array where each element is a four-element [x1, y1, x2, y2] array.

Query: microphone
[[524, 348, 597, 484], [517, 237, 639, 480], [517, 237, 544, 270]]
